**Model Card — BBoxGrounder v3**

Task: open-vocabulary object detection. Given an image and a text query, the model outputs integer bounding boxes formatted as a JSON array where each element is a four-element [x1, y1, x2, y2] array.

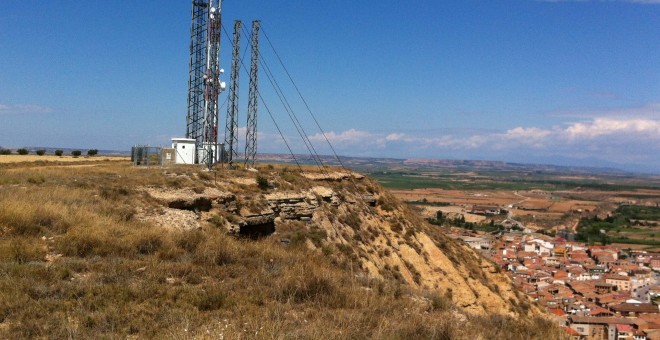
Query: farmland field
[[361, 162, 660, 247]]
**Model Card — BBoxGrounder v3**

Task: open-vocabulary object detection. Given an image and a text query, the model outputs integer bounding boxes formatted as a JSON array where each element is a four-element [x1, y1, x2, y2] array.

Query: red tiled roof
[[589, 307, 614, 316], [550, 308, 567, 316], [611, 303, 659, 314], [604, 274, 630, 281], [615, 324, 633, 332], [569, 316, 638, 325], [564, 327, 580, 336]]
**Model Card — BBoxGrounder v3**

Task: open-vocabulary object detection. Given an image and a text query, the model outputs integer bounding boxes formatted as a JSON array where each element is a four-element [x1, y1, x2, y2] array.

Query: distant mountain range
[[2, 146, 656, 176], [257, 153, 658, 176]]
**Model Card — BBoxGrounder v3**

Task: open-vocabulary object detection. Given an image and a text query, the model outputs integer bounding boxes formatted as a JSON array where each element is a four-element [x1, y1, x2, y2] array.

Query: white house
[[459, 236, 492, 250]]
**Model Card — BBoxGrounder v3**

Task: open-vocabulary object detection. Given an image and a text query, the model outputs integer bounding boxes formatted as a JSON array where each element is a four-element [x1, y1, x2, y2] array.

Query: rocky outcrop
[[303, 172, 364, 181], [141, 185, 342, 232], [264, 186, 339, 220], [137, 172, 537, 317], [145, 187, 235, 211], [265, 192, 316, 219], [136, 208, 200, 230], [137, 187, 236, 230]]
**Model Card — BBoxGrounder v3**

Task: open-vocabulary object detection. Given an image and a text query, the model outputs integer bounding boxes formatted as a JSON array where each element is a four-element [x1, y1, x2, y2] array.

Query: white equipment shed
[[171, 138, 196, 164]]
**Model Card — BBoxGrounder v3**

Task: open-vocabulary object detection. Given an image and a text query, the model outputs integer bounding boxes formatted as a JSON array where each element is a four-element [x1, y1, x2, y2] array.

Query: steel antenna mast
[[244, 20, 260, 168], [224, 20, 242, 168], [186, 0, 225, 168], [185, 1, 208, 151]]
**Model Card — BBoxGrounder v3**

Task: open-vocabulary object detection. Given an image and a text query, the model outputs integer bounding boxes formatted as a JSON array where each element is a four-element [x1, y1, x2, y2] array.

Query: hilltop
[[0, 160, 562, 339]]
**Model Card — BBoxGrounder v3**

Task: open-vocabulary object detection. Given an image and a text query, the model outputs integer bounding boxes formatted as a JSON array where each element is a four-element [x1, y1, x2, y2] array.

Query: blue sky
[[0, 1, 658, 172]]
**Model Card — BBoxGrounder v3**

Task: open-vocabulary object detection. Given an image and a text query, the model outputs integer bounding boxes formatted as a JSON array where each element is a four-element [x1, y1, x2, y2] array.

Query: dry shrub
[[339, 210, 362, 230], [104, 205, 136, 222], [197, 171, 212, 181], [57, 232, 104, 257], [285, 223, 327, 248], [0, 238, 45, 263], [194, 232, 237, 266], [175, 229, 205, 253], [256, 175, 269, 190], [0, 201, 70, 236], [280, 169, 301, 185], [207, 214, 226, 228], [391, 317, 454, 340], [307, 226, 327, 247], [99, 186, 130, 201], [390, 220, 404, 233], [275, 269, 347, 308], [377, 194, 397, 212], [56, 224, 133, 258], [193, 285, 226, 311], [425, 290, 452, 312], [134, 232, 163, 255], [27, 175, 46, 185], [403, 259, 422, 285]]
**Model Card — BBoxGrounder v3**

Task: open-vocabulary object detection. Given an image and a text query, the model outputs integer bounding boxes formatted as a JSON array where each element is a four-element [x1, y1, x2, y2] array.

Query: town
[[449, 213, 660, 340]]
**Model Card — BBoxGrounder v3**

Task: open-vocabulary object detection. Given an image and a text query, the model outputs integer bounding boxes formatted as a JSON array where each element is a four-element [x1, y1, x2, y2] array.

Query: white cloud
[[565, 118, 660, 139], [385, 133, 405, 141], [304, 116, 660, 152], [302, 113, 660, 170], [505, 127, 552, 140], [309, 129, 375, 144], [256, 102, 660, 171], [0, 103, 54, 115]]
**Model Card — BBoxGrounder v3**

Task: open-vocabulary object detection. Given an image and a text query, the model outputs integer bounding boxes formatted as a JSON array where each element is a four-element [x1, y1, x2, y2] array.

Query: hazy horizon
[[1, 1, 658, 173]]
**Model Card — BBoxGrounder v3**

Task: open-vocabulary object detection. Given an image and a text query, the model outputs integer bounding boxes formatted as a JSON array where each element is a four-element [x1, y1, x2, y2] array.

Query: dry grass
[[0, 161, 565, 339]]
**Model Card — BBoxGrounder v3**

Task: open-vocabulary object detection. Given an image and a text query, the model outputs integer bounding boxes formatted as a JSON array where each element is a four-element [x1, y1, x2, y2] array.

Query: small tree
[[36, 150, 46, 156], [17, 148, 29, 155], [0, 149, 11, 155], [87, 149, 98, 156], [71, 150, 82, 157], [54, 149, 63, 157]]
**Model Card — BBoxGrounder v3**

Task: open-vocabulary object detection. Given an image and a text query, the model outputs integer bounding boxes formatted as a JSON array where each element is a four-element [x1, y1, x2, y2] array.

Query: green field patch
[[369, 172, 558, 191], [611, 227, 654, 233], [609, 238, 660, 246], [577, 205, 660, 245], [405, 200, 451, 207], [616, 205, 660, 221]]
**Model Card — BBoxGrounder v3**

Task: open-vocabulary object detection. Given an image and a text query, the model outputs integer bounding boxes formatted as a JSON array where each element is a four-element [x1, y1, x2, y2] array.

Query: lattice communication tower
[[244, 20, 260, 168], [186, 0, 225, 168], [224, 20, 242, 167]]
